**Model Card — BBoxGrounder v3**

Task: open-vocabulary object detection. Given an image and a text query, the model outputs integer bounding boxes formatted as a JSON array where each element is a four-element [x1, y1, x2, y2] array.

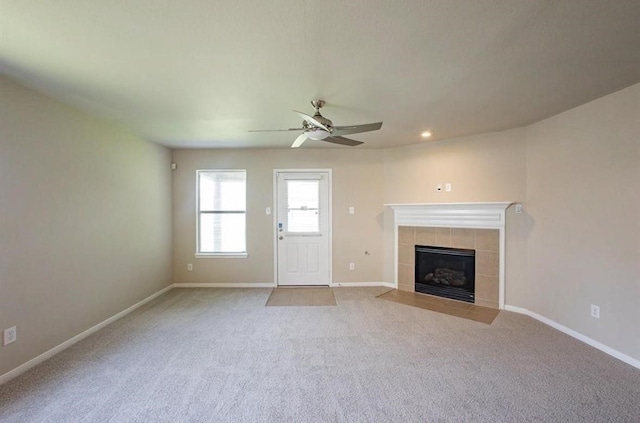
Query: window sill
[[195, 253, 248, 259]]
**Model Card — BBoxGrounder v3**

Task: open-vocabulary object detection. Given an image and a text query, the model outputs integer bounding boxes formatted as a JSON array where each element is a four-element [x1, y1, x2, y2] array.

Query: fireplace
[[415, 245, 475, 303], [388, 202, 512, 309]]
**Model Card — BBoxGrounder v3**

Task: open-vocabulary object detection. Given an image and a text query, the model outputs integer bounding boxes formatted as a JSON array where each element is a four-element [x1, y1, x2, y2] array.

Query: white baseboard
[[174, 282, 275, 288], [332, 282, 395, 288], [0, 284, 174, 386], [175, 282, 395, 289], [504, 305, 640, 370]]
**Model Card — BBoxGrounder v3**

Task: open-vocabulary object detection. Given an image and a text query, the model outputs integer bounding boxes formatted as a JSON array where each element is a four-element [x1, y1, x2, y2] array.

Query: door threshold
[[276, 285, 331, 288]]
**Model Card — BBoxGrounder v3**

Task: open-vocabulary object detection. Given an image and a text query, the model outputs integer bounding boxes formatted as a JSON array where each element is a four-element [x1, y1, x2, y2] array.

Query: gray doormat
[[266, 287, 337, 307]]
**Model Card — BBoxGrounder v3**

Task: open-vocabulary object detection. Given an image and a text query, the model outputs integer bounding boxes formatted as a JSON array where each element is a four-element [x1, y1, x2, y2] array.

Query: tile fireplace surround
[[386, 203, 512, 309]]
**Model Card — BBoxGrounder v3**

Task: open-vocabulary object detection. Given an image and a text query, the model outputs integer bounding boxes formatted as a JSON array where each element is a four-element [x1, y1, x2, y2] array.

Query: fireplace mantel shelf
[[385, 202, 513, 229], [385, 202, 512, 207]]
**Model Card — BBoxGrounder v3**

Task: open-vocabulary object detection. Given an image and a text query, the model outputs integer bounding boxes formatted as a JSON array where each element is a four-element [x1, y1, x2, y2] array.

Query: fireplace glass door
[[415, 245, 475, 303]]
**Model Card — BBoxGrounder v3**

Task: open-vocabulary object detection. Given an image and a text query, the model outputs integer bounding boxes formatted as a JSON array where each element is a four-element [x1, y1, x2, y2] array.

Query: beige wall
[[172, 149, 384, 285], [383, 128, 527, 204], [381, 129, 529, 306], [525, 83, 640, 360], [0, 76, 173, 376]]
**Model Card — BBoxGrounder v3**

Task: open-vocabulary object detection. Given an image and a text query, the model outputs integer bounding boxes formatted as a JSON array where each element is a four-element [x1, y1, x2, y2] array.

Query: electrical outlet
[[445, 183, 452, 192], [515, 204, 524, 214], [591, 304, 600, 319], [4, 326, 17, 346], [349, 262, 355, 271], [187, 263, 193, 271]]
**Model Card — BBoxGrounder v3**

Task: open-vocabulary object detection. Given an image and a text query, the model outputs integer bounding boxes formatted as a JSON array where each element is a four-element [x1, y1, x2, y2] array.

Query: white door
[[276, 171, 331, 286]]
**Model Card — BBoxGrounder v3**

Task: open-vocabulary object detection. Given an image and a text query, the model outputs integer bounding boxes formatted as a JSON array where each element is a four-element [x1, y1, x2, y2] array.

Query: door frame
[[273, 169, 333, 287]]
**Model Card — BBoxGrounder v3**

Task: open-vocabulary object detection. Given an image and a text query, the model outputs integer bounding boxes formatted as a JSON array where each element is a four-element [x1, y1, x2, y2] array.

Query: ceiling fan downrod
[[310, 99, 325, 114]]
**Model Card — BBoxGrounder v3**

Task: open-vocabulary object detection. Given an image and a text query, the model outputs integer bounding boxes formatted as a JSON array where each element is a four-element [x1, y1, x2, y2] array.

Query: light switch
[[266, 207, 271, 215], [349, 206, 355, 215]]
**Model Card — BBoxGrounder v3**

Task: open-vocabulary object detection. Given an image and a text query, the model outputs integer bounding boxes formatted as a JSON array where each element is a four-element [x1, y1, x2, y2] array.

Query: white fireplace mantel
[[386, 202, 513, 309], [385, 202, 512, 229]]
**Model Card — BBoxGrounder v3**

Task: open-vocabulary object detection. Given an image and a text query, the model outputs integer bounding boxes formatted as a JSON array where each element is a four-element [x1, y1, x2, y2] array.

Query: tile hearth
[[377, 289, 500, 324]]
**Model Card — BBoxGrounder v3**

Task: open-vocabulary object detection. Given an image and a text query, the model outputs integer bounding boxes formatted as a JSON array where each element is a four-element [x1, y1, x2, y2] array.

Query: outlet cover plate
[[4, 326, 17, 346]]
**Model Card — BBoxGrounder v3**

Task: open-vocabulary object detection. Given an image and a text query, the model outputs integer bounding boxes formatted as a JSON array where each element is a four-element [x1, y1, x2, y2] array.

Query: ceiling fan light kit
[[250, 100, 382, 148], [306, 129, 330, 140]]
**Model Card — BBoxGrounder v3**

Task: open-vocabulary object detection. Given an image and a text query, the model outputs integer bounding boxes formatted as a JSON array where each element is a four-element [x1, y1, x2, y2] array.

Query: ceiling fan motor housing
[[304, 115, 333, 130]]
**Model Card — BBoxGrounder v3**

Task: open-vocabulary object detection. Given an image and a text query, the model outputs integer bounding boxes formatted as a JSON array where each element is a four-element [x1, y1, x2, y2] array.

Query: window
[[286, 180, 320, 233], [197, 170, 246, 255]]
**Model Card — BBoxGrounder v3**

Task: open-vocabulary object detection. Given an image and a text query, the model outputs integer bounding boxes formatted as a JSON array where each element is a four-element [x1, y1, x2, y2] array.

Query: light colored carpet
[[1, 287, 639, 422], [266, 287, 337, 307]]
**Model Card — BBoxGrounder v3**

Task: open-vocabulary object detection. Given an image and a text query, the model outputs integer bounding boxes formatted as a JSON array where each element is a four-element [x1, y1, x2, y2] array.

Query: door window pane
[[287, 180, 319, 233]]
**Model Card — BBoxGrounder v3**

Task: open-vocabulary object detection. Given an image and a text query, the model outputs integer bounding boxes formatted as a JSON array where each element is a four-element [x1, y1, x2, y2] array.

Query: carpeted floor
[[1, 287, 639, 422]]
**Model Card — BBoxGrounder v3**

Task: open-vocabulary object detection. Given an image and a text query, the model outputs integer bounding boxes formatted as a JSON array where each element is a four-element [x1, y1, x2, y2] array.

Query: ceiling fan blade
[[332, 121, 382, 136], [294, 110, 330, 132], [291, 133, 308, 148], [248, 127, 304, 132], [322, 136, 364, 147]]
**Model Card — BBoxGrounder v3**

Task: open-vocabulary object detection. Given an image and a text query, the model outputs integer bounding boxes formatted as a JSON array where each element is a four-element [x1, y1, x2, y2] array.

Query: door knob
[[279, 236, 284, 240]]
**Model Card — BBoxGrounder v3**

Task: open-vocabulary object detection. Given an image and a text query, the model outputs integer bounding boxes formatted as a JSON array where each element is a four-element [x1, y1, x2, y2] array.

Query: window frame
[[195, 169, 248, 258]]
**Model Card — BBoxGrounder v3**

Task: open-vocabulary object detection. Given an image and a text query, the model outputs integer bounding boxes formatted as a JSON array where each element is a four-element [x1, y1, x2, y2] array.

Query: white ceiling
[[2, 0, 639, 149]]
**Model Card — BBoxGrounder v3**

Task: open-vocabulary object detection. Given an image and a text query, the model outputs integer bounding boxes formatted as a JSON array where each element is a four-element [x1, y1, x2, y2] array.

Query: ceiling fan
[[249, 100, 382, 148]]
